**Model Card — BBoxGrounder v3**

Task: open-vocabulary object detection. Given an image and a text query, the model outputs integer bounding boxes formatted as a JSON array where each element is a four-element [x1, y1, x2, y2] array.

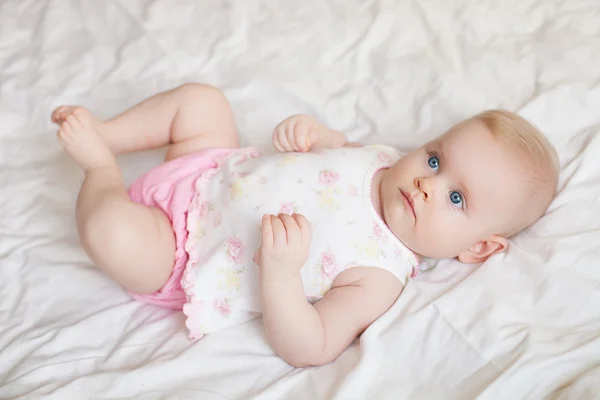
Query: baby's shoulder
[[333, 266, 404, 294]]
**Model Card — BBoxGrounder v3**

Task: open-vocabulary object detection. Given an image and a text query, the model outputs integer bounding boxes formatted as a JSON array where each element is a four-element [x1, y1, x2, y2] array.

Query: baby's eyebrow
[[438, 140, 447, 158], [427, 139, 444, 155]]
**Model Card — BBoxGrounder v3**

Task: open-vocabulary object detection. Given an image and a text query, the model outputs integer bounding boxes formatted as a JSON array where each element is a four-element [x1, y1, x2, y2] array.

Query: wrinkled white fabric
[[1, 0, 599, 399]]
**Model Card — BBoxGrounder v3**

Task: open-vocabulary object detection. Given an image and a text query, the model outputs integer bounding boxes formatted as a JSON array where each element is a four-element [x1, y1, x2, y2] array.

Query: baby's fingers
[[278, 213, 301, 244], [285, 120, 302, 151], [294, 123, 312, 152], [271, 215, 286, 247], [275, 126, 293, 152], [261, 214, 274, 248], [292, 214, 312, 245], [306, 129, 318, 150]]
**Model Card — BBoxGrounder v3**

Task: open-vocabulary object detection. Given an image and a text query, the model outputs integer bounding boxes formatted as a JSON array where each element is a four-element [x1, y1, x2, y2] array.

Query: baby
[[50, 83, 559, 367]]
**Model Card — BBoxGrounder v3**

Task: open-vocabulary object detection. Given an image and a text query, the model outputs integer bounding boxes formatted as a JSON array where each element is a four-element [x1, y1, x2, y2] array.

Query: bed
[[1, 0, 599, 398]]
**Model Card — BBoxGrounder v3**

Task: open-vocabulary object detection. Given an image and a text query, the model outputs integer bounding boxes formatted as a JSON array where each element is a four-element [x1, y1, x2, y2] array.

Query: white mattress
[[1, 0, 599, 398]]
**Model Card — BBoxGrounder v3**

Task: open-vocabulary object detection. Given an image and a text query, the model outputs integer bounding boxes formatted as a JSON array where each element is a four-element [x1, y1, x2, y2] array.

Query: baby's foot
[[57, 111, 116, 171], [51, 105, 104, 132]]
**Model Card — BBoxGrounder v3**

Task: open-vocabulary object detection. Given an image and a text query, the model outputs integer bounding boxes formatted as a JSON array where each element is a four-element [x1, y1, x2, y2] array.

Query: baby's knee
[[176, 82, 227, 104]]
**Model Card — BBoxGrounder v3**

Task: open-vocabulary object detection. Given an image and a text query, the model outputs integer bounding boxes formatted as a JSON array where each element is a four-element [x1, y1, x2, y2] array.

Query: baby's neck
[[370, 168, 386, 221]]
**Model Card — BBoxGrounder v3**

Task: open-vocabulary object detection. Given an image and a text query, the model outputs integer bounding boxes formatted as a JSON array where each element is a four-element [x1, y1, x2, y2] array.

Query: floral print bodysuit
[[181, 145, 419, 339]]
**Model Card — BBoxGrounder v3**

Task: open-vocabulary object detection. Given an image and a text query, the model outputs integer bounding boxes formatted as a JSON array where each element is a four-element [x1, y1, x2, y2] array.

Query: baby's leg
[[57, 112, 175, 294], [51, 83, 239, 161]]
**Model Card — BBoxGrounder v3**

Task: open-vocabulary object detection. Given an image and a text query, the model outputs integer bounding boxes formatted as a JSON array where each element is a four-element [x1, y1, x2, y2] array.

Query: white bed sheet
[[1, 0, 599, 399]]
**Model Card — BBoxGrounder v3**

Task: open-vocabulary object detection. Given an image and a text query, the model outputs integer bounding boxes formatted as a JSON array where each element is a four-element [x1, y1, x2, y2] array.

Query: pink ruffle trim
[[181, 147, 261, 340]]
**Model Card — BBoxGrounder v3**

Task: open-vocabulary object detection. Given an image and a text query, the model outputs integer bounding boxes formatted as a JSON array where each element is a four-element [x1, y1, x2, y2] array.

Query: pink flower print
[[226, 237, 244, 263], [259, 176, 268, 185], [347, 184, 359, 197], [279, 201, 296, 214], [378, 151, 393, 164], [373, 223, 386, 241], [252, 249, 260, 265], [214, 298, 231, 317], [197, 200, 209, 218], [320, 250, 340, 280], [233, 171, 249, 179], [319, 170, 340, 186]]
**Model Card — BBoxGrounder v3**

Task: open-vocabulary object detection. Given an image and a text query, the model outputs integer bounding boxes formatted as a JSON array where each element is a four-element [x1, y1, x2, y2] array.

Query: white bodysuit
[[180, 145, 419, 339]]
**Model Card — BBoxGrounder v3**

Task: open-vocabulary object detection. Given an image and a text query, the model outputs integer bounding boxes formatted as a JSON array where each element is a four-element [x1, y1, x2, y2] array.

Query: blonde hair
[[472, 109, 559, 236]]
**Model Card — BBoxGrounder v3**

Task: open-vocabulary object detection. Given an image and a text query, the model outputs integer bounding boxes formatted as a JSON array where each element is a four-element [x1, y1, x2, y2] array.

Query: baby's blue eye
[[428, 155, 439, 171], [449, 191, 464, 208]]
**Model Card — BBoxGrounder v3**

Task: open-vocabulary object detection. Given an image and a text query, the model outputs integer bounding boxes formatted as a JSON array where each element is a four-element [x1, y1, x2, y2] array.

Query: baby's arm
[[262, 267, 402, 367], [259, 213, 402, 367], [272, 114, 359, 152]]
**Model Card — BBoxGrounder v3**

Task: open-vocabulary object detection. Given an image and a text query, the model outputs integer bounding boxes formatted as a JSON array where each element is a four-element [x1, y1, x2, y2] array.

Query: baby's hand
[[272, 114, 322, 153], [259, 213, 312, 281]]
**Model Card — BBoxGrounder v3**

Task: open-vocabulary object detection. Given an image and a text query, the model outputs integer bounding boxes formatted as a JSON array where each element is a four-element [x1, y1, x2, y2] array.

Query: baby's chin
[[391, 231, 425, 258], [385, 216, 455, 259]]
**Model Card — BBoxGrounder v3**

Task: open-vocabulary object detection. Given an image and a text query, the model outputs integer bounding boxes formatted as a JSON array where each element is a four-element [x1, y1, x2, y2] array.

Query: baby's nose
[[415, 177, 431, 200]]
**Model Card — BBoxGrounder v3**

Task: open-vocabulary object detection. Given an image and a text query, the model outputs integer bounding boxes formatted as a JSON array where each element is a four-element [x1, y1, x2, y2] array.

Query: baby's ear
[[457, 235, 508, 264]]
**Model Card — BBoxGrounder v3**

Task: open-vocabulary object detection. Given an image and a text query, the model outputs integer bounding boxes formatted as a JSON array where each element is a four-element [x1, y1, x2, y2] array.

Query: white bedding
[[1, 0, 599, 398]]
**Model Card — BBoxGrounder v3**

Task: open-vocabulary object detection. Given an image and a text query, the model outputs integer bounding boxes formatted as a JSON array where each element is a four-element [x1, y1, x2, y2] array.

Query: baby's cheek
[[415, 215, 450, 252]]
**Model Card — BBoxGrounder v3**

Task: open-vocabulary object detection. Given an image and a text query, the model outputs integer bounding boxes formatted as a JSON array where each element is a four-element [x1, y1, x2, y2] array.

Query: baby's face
[[380, 120, 524, 259]]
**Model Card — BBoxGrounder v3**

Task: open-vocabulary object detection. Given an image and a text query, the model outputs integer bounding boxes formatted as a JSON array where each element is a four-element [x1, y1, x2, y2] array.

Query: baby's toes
[[51, 107, 64, 123], [57, 126, 68, 143], [66, 115, 81, 130], [55, 106, 72, 123], [72, 110, 90, 128], [50, 109, 59, 123], [62, 120, 73, 136], [72, 108, 85, 122], [71, 107, 88, 120]]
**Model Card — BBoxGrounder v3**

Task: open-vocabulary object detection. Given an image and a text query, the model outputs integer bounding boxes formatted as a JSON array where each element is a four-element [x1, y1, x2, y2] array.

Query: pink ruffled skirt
[[127, 148, 242, 309]]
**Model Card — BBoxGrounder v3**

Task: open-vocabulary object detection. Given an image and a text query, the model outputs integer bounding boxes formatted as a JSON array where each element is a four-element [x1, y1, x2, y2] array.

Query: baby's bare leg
[[57, 112, 175, 294], [52, 83, 240, 293], [51, 83, 240, 160]]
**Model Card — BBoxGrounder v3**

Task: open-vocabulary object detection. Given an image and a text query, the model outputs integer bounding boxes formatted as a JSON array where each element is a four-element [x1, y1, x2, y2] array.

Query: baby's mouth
[[400, 189, 416, 220]]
